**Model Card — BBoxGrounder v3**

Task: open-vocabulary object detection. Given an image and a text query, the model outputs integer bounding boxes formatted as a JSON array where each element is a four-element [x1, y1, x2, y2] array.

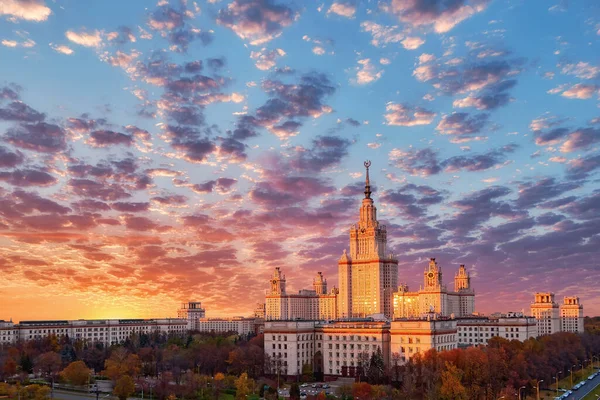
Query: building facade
[[178, 301, 206, 330], [0, 318, 187, 345], [531, 292, 560, 336], [193, 317, 256, 335], [560, 296, 584, 333], [338, 161, 398, 319], [265, 269, 338, 321], [456, 312, 537, 346], [390, 317, 458, 364], [530, 293, 584, 336], [392, 260, 475, 319]]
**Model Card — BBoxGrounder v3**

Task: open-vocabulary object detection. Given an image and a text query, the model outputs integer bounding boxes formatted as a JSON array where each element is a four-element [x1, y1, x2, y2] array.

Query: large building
[[265, 268, 338, 321], [392, 260, 475, 319], [338, 161, 398, 319], [560, 296, 584, 333], [265, 312, 540, 379], [0, 318, 187, 345], [178, 301, 206, 330], [530, 293, 584, 335]]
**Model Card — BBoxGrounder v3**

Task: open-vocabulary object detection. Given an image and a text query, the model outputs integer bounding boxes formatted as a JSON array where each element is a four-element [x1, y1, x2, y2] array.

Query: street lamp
[[571, 364, 576, 388], [518, 386, 526, 400], [554, 372, 562, 396], [536, 379, 543, 400]]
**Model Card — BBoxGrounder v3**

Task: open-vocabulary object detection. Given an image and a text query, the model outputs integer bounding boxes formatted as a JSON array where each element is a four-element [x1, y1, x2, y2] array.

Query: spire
[[364, 160, 371, 199]]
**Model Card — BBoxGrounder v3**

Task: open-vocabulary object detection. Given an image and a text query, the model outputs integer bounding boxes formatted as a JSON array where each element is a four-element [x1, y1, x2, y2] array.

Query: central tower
[[338, 161, 398, 318]]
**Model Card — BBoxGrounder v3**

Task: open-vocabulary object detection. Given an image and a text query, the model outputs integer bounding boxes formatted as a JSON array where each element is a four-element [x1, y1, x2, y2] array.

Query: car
[[300, 383, 308, 387], [588, 375, 594, 380], [300, 394, 307, 399], [323, 384, 330, 389], [311, 384, 317, 388]]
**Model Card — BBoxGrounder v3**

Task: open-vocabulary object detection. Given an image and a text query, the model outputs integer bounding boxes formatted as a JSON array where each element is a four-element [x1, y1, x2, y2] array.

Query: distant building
[[254, 303, 266, 319], [265, 269, 338, 321], [178, 301, 206, 330], [392, 260, 475, 319], [456, 312, 537, 347], [531, 292, 561, 335], [194, 317, 256, 335], [530, 292, 585, 336], [560, 296, 584, 333], [0, 318, 187, 345]]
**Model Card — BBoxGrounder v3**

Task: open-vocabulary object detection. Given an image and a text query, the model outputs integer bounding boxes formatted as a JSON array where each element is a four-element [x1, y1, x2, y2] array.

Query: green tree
[[60, 361, 91, 386], [367, 347, 385, 384], [113, 375, 135, 400]]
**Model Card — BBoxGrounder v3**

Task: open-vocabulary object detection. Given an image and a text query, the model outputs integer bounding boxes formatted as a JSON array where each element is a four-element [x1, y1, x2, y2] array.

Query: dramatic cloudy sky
[[0, 0, 599, 321]]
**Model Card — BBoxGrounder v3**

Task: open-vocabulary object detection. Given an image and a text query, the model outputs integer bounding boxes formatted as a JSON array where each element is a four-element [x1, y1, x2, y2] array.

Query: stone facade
[[392, 260, 475, 319], [265, 269, 338, 321], [338, 161, 398, 318], [530, 293, 584, 335], [0, 318, 187, 345]]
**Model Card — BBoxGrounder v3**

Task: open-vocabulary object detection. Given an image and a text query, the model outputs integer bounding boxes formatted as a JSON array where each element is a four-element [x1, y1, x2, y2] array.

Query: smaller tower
[[270, 267, 286, 295], [454, 265, 471, 292], [313, 271, 327, 295], [424, 258, 442, 290]]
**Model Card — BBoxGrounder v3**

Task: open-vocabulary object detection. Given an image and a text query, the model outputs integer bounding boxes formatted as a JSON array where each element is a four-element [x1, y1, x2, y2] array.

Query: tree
[[289, 382, 300, 399], [352, 382, 372, 400], [34, 352, 62, 379], [338, 384, 353, 400], [234, 372, 254, 400], [367, 347, 385, 384], [60, 361, 91, 386], [439, 362, 467, 400], [113, 375, 135, 400], [103, 348, 141, 382], [213, 372, 225, 400]]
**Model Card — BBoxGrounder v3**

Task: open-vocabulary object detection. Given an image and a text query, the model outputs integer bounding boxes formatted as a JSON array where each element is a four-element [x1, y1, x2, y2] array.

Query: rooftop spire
[[364, 160, 371, 199]]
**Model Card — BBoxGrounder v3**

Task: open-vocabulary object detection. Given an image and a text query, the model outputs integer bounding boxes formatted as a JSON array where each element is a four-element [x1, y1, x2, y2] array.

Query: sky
[[0, 0, 599, 322]]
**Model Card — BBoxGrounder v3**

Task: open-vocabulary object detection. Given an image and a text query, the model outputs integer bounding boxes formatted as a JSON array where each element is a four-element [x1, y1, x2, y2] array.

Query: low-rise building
[[456, 312, 537, 346], [194, 317, 256, 335], [390, 316, 458, 363], [0, 318, 187, 345]]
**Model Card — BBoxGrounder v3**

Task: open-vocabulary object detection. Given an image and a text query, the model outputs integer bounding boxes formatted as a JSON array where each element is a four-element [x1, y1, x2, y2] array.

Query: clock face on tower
[[272, 279, 278, 285], [427, 272, 434, 278]]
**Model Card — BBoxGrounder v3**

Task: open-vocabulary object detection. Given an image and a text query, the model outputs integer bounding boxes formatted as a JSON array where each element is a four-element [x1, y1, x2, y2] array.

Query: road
[[556, 370, 600, 400], [52, 390, 114, 400]]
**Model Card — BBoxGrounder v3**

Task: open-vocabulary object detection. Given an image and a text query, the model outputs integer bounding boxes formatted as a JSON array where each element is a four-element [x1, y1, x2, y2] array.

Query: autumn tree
[[34, 351, 62, 380], [213, 372, 225, 399], [234, 372, 254, 400], [103, 348, 141, 382], [352, 382, 372, 400], [439, 362, 467, 400], [61, 361, 91, 386], [113, 375, 135, 400]]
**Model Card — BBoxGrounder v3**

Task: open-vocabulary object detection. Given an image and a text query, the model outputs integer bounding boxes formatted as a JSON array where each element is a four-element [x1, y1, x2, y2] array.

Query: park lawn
[[582, 384, 600, 399]]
